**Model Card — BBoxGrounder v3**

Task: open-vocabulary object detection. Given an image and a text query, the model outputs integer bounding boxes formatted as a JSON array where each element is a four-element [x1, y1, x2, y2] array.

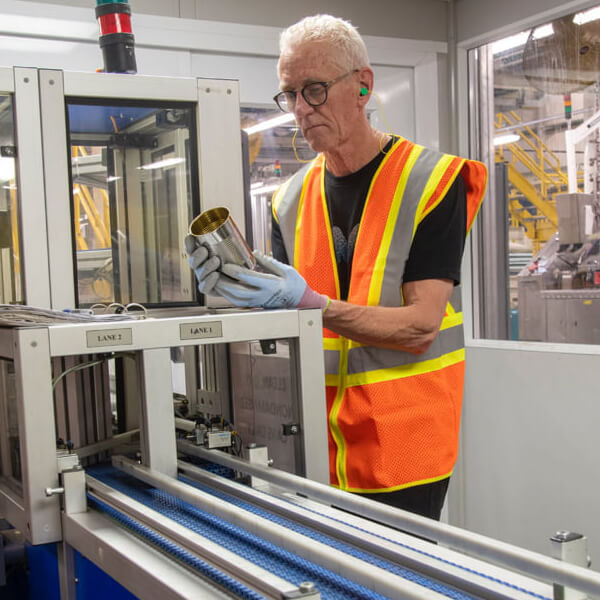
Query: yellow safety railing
[[495, 111, 573, 252], [10, 183, 21, 299], [71, 146, 111, 250]]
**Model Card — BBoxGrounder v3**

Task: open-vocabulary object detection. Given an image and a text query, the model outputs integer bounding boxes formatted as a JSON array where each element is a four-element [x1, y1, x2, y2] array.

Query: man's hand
[[184, 234, 223, 295], [217, 251, 329, 310]]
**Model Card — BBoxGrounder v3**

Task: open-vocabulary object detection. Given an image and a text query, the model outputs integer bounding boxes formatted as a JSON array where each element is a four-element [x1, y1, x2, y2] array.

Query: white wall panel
[[369, 66, 415, 142], [190, 0, 448, 41], [414, 55, 440, 150], [190, 53, 279, 106], [134, 47, 191, 78], [0, 36, 191, 78], [462, 343, 600, 566], [16, 0, 181, 17], [0, 36, 99, 71], [16, 0, 448, 41]]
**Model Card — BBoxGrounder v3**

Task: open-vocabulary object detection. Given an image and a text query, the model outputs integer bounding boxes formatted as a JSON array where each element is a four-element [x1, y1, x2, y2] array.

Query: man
[[186, 14, 487, 520]]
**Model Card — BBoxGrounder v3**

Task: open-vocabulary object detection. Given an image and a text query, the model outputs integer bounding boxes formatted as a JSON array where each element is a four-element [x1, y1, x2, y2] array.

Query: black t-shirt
[[271, 138, 467, 300]]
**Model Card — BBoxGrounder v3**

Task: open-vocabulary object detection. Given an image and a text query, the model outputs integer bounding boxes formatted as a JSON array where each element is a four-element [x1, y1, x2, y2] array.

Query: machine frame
[[0, 308, 328, 546], [1, 65, 246, 310]]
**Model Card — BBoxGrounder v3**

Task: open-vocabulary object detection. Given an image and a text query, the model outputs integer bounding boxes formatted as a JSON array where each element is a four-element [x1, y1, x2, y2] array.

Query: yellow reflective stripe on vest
[[323, 337, 343, 350], [327, 338, 350, 489], [415, 156, 465, 230], [340, 347, 465, 388], [368, 144, 424, 306], [320, 165, 342, 301], [440, 312, 463, 331], [333, 468, 454, 494]]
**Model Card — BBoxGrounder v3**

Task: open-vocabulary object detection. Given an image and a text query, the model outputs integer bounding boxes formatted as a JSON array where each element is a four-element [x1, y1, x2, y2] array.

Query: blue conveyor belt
[[88, 464, 392, 600], [182, 458, 550, 600], [87, 464, 548, 600], [88, 495, 267, 600]]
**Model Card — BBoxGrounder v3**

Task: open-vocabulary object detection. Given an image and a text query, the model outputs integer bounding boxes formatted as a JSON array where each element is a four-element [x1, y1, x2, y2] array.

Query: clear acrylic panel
[[66, 101, 200, 307], [0, 94, 23, 305], [0, 360, 22, 492], [470, 4, 600, 344], [241, 106, 316, 254]]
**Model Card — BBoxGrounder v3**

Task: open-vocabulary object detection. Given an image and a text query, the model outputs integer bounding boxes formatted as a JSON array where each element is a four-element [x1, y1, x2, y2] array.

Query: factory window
[[469, 5, 600, 344], [0, 94, 23, 305], [66, 100, 200, 308]]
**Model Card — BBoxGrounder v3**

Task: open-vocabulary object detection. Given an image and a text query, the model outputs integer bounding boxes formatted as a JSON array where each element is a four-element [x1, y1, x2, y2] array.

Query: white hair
[[279, 14, 370, 71]]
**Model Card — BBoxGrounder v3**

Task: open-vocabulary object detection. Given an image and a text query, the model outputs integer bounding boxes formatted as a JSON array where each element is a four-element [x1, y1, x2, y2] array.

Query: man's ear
[[357, 66, 374, 104]]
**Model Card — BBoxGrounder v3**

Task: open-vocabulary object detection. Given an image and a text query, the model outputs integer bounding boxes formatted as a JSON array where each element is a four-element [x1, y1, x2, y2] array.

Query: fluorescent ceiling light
[[138, 157, 185, 171], [250, 183, 280, 197], [0, 157, 15, 183], [2, 184, 17, 190], [491, 23, 553, 54], [573, 7, 600, 25], [244, 113, 295, 135], [106, 176, 121, 183], [494, 134, 521, 146]]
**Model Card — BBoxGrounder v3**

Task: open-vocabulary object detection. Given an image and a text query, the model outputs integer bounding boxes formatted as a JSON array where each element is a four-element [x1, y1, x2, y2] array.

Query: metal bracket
[[0, 145, 16, 158], [551, 530, 591, 600], [283, 581, 321, 598], [259, 339, 277, 354]]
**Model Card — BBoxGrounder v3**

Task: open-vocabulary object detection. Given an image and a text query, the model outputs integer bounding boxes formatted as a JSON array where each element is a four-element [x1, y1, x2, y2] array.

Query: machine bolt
[[45, 487, 65, 497], [299, 581, 315, 593]]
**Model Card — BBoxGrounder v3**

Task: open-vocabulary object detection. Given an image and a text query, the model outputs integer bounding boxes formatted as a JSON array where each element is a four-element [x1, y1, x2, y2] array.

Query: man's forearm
[[322, 300, 439, 353], [321, 279, 454, 353]]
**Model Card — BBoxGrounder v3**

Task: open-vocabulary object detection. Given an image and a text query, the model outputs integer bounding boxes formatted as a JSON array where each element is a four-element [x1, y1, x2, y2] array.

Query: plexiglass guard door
[[66, 101, 199, 307]]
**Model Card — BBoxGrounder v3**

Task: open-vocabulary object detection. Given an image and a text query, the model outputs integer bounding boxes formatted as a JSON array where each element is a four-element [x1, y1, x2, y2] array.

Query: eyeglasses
[[273, 69, 359, 113]]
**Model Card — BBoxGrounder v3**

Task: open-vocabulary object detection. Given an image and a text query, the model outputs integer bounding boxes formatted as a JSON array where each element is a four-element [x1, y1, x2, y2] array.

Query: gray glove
[[217, 251, 329, 310], [184, 234, 222, 295]]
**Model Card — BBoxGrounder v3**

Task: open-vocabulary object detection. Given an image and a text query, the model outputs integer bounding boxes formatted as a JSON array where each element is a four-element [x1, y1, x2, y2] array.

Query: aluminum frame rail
[[109, 455, 452, 600], [86, 474, 314, 600], [62, 509, 234, 600], [177, 441, 600, 599], [176, 459, 549, 600]]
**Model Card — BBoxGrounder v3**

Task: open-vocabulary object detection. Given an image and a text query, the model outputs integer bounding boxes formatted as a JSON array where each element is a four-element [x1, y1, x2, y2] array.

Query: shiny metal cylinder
[[189, 207, 255, 269]]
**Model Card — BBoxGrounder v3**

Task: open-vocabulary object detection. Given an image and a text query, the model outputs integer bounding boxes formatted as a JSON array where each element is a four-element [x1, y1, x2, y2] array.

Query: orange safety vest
[[273, 138, 487, 493]]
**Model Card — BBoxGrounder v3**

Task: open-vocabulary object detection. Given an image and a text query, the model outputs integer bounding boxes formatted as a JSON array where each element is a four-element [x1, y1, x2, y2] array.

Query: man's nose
[[293, 92, 314, 118]]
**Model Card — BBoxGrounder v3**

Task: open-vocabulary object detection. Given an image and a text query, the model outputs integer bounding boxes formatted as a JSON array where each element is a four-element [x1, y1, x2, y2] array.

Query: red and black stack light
[[95, 0, 137, 74]]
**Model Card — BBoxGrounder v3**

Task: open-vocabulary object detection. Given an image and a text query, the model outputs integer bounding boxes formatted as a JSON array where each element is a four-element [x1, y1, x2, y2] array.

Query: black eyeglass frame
[[273, 69, 359, 112]]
